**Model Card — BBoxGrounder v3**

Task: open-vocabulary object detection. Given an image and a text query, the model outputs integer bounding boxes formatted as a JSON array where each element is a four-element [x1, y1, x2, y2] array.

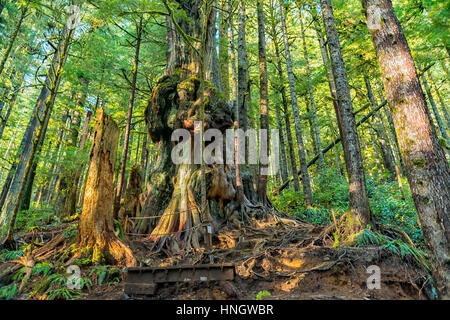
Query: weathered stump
[[77, 108, 135, 267]]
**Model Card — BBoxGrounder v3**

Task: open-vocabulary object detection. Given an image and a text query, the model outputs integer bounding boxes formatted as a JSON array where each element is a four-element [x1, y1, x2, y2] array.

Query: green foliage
[[366, 179, 423, 246], [14, 207, 55, 232], [256, 290, 271, 300], [0, 284, 18, 300], [46, 287, 86, 300], [355, 229, 429, 270], [31, 262, 53, 276], [89, 266, 124, 285], [0, 250, 23, 262]]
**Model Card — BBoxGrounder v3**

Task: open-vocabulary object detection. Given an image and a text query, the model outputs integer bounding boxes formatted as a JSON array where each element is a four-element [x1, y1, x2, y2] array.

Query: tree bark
[[320, 0, 372, 230], [77, 108, 135, 267], [256, 0, 269, 204], [299, 10, 324, 171], [114, 16, 143, 217], [0, 19, 75, 238], [362, 0, 450, 299], [219, 0, 230, 101], [365, 75, 396, 180], [279, 0, 312, 203], [267, 4, 301, 191], [419, 67, 449, 144], [0, 5, 28, 76]]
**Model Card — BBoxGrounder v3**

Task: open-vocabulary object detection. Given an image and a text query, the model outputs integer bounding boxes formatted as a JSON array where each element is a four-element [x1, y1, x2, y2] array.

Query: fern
[[0, 250, 23, 262], [355, 229, 429, 270], [0, 284, 18, 300]]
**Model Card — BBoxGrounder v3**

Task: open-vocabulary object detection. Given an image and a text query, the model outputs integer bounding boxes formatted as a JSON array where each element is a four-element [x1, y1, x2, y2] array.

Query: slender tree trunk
[[379, 88, 407, 175], [362, 0, 450, 299], [320, 0, 372, 229], [430, 76, 450, 129], [267, 6, 301, 191], [315, 24, 345, 175], [256, 0, 269, 204], [299, 10, 324, 170], [368, 126, 382, 175], [419, 66, 449, 143], [275, 103, 289, 184], [0, 19, 75, 236], [114, 17, 143, 217], [0, 78, 21, 140], [63, 110, 93, 216], [279, 0, 312, 203], [0, 5, 28, 76], [365, 75, 396, 180], [219, 0, 230, 101], [229, 0, 238, 111]]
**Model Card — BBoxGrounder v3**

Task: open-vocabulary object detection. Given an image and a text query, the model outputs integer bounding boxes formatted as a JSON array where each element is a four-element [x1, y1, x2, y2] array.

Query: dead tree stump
[[77, 108, 136, 267]]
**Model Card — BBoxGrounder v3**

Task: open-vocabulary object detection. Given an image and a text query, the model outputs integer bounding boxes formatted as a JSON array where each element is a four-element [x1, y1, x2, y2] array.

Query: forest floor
[[0, 217, 431, 300]]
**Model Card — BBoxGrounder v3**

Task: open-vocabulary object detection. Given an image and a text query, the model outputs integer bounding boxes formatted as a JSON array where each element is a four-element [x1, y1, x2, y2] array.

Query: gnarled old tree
[[133, 0, 268, 251]]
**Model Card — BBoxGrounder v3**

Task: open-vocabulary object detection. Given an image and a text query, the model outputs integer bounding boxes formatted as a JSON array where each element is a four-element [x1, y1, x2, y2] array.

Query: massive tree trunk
[[362, 0, 450, 299], [77, 108, 135, 267], [136, 0, 268, 251], [278, 0, 312, 204], [320, 0, 373, 230]]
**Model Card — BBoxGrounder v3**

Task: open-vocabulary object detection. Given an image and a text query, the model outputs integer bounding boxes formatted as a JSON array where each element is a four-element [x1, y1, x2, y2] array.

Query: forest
[[0, 0, 448, 301]]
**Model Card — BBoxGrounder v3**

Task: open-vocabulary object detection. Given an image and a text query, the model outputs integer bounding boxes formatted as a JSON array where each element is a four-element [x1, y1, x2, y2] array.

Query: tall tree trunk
[[299, 10, 324, 171], [320, 0, 372, 230], [362, 0, 450, 299], [275, 103, 289, 184], [256, 0, 269, 204], [365, 75, 396, 180], [0, 18, 76, 237], [63, 110, 93, 216], [379, 88, 407, 175], [42, 110, 70, 206], [430, 76, 450, 129], [219, 0, 230, 101], [0, 76, 21, 140], [77, 108, 135, 267], [267, 5, 301, 191], [114, 16, 143, 217], [229, 0, 238, 111], [278, 0, 312, 204], [419, 66, 449, 144], [315, 22, 345, 175], [0, 5, 28, 76]]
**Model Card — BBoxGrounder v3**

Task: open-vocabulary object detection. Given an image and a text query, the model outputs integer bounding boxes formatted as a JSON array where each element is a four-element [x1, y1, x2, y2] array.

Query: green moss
[[412, 158, 425, 168]]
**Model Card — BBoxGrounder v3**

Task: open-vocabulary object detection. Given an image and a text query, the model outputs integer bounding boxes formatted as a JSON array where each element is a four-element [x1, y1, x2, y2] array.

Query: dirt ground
[[88, 218, 430, 300], [1, 217, 431, 300]]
